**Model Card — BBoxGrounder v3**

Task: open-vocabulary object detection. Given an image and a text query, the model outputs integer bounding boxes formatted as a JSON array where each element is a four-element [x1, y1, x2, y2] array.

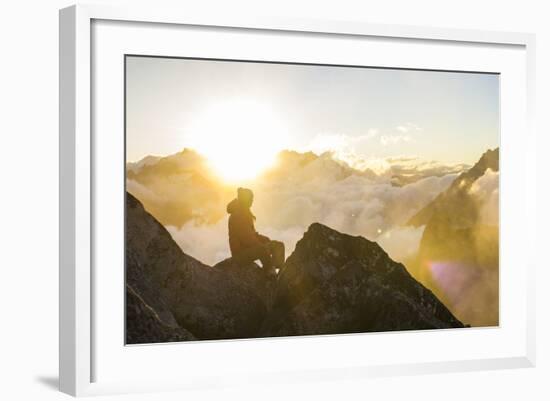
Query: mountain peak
[[408, 148, 499, 227], [465, 147, 498, 180], [291, 222, 386, 271], [264, 218, 464, 336]]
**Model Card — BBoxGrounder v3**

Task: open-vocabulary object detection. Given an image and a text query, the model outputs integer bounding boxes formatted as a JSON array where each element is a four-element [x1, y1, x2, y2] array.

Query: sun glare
[[186, 98, 289, 182]]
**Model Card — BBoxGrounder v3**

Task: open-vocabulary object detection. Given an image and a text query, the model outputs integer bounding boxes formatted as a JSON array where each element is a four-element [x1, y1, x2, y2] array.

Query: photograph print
[[125, 56, 499, 344]]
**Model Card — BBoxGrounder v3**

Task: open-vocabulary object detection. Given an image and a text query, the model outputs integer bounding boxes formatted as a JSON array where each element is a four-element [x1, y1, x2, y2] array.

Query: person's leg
[[269, 240, 285, 269], [233, 244, 273, 272], [252, 244, 275, 275]]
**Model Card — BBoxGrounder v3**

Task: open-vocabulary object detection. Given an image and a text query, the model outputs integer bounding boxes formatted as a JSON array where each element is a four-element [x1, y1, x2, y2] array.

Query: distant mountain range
[[126, 148, 469, 228], [126, 149, 229, 227]]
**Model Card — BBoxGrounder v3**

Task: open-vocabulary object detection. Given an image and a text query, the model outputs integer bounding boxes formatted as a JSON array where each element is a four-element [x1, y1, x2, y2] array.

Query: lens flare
[[427, 260, 478, 306]]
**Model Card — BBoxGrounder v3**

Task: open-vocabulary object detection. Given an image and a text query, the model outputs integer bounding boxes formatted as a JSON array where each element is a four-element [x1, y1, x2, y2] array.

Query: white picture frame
[[59, 4, 536, 397]]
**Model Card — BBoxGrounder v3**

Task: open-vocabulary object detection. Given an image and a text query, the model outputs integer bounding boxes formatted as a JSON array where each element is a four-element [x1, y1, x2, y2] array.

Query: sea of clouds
[[164, 153, 461, 266]]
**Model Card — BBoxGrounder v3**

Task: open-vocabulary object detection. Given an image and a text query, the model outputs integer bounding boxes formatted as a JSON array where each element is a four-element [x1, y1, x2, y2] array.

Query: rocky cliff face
[[126, 193, 269, 341], [126, 284, 195, 344], [406, 148, 499, 327], [408, 148, 499, 228], [126, 193, 463, 344]]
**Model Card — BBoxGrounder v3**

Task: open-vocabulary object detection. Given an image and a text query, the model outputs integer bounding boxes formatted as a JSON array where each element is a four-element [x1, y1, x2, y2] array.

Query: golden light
[[186, 98, 289, 182]]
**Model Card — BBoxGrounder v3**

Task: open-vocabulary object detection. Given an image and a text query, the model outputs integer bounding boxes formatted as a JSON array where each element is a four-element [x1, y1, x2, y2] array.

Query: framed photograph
[[59, 4, 536, 397]]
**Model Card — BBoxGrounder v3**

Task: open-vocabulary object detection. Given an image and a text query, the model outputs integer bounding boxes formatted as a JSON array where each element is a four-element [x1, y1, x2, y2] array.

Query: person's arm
[[235, 213, 262, 248], [257, 234, 271, 243]]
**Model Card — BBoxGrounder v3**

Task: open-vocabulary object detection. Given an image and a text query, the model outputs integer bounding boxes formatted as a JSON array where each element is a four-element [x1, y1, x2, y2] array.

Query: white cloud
[[396, 122, 422, 133], [380, 134, 412, 146], [166, 219, 231, 266], [469, 168, 499, 226], [305, 130, 378, 158], [380, 123, 421, 146], [470, 168, 498, 198]]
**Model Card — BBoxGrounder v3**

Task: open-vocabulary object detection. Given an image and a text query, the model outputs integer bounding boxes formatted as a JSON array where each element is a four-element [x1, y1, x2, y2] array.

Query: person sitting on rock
[[226, 187, 285, 276]]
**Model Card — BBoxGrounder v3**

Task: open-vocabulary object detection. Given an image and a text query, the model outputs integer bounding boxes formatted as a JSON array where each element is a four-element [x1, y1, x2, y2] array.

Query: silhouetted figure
[[227, 188, 285, 276]]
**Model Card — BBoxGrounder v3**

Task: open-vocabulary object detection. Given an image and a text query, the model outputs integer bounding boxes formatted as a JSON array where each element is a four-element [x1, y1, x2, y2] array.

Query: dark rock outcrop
[[262, 224, 463, 336], [126, 284, 195, 344], [126, 193, 464, 344], [126, 193, 270, 343], [212, 258, 276, 309]]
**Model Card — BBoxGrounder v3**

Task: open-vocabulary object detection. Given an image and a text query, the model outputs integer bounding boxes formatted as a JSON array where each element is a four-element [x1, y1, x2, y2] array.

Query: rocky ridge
[[126, 192, 464, 344]]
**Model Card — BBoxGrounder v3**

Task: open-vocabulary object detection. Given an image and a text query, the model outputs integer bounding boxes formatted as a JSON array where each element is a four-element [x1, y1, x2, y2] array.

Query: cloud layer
[[156, 151, 460, 265]]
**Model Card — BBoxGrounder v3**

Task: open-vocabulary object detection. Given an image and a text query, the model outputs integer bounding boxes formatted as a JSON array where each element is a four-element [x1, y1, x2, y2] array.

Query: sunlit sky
[[126, 56, 499, 178]]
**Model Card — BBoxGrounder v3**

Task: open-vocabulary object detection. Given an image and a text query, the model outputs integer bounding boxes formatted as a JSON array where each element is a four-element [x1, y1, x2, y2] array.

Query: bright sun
[[186, 98, 290, 182]]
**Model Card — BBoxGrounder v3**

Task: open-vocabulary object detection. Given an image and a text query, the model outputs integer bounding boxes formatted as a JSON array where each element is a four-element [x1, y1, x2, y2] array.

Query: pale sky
[[126, 55, 499, 166]]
